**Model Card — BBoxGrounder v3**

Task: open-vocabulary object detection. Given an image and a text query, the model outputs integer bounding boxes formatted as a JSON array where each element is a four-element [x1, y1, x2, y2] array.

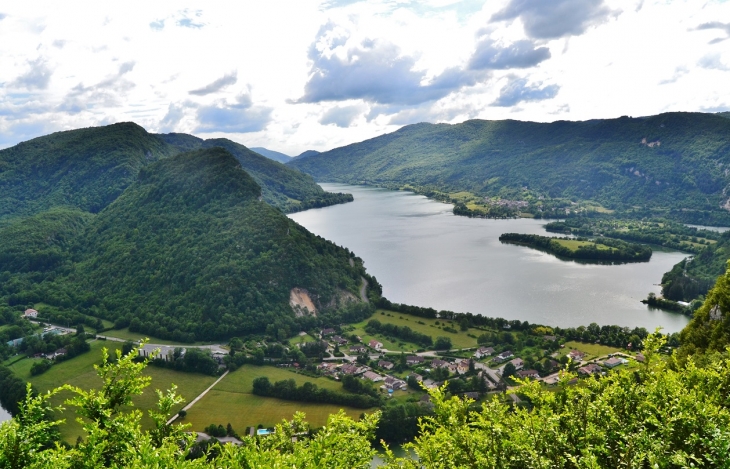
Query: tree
[[434, 336, 452, 350], [503, 362, 516, 378]]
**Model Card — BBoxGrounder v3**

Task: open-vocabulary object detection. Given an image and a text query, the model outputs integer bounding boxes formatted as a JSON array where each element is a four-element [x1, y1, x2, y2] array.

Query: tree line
[[251, 376, 380, 409]]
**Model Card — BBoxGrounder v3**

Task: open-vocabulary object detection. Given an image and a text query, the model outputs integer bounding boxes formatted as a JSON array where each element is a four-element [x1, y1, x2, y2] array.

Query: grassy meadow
[[9, 340, 217, 443], [347, 310, 481, 351], [182, 365, 366, 432]]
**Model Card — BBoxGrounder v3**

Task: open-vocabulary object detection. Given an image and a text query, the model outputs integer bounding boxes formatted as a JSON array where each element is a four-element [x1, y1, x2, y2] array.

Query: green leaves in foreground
[[3, 334, 730, 468], [384, 332, 730, 469]]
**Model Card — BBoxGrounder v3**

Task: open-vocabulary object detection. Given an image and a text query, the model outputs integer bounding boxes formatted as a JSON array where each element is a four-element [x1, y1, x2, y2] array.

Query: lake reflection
[[290, 184, 690, 333]]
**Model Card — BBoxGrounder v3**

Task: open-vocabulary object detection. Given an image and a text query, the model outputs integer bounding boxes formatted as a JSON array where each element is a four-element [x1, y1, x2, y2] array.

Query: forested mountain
[[156, 134, 351, 212], [661, 231, 730, 302], [249, 147, 292, 163], [290, 149, 321, 161], [289, 112, 730, 216], [679, 261, 730, 358], [0, 122, 175, 221], [0, 148, 370, 341]]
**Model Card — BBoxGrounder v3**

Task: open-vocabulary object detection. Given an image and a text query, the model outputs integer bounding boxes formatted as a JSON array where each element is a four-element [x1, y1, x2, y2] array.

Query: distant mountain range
[[0, 124, 368, 341], [290, 112, 730, 220], [248, 147, 323, 164], [250, 147, 292, 163]]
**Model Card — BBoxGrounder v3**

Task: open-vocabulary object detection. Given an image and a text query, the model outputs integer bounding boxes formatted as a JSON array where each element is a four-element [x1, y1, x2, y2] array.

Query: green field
[[9, 340, 217, 443], [349, 310, 481, 351], [553, 239, 614, 252], [561, 341, 623, 359], [183, 365, 366, 432]]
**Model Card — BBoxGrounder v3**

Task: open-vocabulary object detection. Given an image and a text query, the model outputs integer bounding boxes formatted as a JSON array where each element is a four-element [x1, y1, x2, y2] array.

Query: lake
[[290, 184, 691, 333]]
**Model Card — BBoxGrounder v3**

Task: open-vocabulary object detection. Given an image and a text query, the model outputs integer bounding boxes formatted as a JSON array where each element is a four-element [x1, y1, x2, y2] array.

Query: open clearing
[[553, 239, 614, 252], [10, 340, 217, 443], [348, 310, 480, 351], [562, 341, 623, 358], [182, 365, 366, 432]]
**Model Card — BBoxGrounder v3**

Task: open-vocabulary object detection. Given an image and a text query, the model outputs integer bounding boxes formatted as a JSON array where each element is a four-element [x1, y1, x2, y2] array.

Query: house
[[422, 378, 437, 389], [363, 371, 383, 382], [321, 328, 336, 337], [340, 364, 360, 375], [635, 353, 646, 363], [461, 391, 480, 400], [23, 309, 38, 318], [603, 357, 623, 368], [568, 350, 586, 361], [515, 369, 539, 379], [350, 345, 367, 354], [456, 360, 471, 374], [578, 363, 602, 375], [509, 358, 524, 370], [431, 359, 449, 368], [332, 336, 348, 346], [496, 350, 514, 361], [406, 355, 424, 366], [408, 373, 423, 382], [384, 376, 406, 390], [474, 347, 495, 359], [543, 335, 557, 342], [378, 360, 394, 370], [369, 340, 383, 350], [53, 348, 67, 359]]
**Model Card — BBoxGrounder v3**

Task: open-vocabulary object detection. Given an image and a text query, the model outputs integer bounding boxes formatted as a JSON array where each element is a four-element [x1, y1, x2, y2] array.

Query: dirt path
[[360, 277, 369, 303], [167, 370, 229, 425]]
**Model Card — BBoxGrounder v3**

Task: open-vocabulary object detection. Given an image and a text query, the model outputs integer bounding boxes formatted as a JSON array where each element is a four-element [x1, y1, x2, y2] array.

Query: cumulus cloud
[[659, 66, 689, 85], [159, 103, 188, 132], [177, 9, 204, 29], [297, 30, 484, 105], [150, 19, 165, 30], [52, 39, 66, 48], [694, 22, 730, 44], [319, 104, 366, 127], [491, 0, 614, 39], [492, 77, 559, 106], [11, 57, 52, 90], [195, 93, 272, 133], [0, 13, 6, 21], [189, 72, 237, 96], [468, 38, 551, 70], [58, 62, 136, 113], [698, 53, 729, 71]]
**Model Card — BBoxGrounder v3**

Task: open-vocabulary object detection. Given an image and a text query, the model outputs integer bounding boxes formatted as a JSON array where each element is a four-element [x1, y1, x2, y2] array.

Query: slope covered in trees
[[679, 261, 730, 357], [249, 147, 292, 163], [0, 147, 372, 342], [0, 122, 175, 221], [156, 133, 352, 212], [290, 112, 730, 219]]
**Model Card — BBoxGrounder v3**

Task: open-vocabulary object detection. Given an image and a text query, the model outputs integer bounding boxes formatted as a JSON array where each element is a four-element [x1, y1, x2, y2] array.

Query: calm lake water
[[290, 184, 691, 333]]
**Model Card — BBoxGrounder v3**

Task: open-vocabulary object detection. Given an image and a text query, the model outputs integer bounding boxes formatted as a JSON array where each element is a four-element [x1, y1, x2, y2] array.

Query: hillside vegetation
[[157, 133, 351, 212], [0, 146, 372, 342], [289, 112, 730, 221], [0, 123, 175, 221]]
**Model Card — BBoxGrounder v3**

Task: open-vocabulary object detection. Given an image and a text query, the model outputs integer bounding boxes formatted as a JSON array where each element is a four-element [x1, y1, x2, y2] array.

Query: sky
[[1, 0, 729, 155]]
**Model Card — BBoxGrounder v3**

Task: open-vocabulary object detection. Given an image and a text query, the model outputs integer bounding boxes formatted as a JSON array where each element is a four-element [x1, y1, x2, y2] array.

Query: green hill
[[679, 261, 730, 358], [0, 122, 175, 222], [289, 112, 730, 218], [156, 134, 352, 212], [0, 148, 370, 342], [661, 232, 730, 302], [250, 147, 292, 163]]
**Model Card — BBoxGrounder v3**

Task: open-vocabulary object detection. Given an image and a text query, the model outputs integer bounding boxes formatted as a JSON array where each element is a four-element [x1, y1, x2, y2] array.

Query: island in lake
[[499, 233, 653, 262]]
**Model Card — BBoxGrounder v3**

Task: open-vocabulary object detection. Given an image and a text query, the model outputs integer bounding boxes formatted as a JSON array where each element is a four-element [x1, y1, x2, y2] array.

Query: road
[[166, 370, 229, 425]]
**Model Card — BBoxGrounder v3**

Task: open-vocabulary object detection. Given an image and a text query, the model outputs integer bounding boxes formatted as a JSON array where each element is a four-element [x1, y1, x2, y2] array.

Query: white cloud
[[0, 0, 727, 154]]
